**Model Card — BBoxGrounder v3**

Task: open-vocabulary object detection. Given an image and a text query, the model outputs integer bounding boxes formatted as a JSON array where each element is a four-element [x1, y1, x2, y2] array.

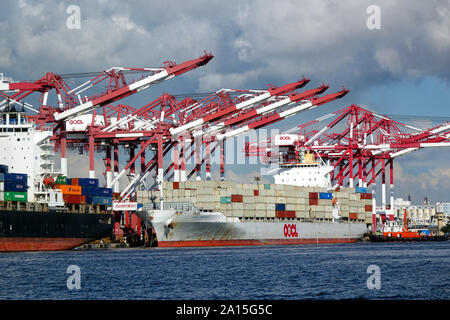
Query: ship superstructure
[[0, 106, 60, 203]]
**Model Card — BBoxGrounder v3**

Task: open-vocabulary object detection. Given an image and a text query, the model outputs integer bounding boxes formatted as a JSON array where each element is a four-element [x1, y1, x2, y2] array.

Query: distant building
[[393, 199, 449, 226]]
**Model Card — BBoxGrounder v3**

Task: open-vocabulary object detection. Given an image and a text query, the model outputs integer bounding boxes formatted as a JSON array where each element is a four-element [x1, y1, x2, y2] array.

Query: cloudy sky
[[1, 0, 449, 203]]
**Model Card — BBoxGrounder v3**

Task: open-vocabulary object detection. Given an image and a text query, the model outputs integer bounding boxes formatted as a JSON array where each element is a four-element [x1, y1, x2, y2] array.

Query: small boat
[[369, 210, 448, 242]]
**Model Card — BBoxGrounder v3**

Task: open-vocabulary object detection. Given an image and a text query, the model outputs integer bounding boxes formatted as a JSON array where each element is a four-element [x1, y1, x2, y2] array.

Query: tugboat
[[369, 210, 448, 242]]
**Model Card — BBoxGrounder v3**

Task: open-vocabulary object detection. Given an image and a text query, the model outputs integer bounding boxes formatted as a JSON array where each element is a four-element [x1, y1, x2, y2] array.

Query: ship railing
[[143, 201, 201, 214]]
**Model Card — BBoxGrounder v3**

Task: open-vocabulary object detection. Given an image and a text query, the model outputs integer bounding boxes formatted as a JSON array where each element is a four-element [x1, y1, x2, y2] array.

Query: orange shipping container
[[58, 184, 82, 195], [365, 205, 373, 212], [349, 213, 358, 220], [71, 178, 79, 186]]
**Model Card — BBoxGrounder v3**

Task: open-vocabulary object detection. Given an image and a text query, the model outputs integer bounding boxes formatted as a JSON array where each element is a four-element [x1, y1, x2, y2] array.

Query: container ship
[[0, 107, 113, 252], [136, 151, 370, 247]]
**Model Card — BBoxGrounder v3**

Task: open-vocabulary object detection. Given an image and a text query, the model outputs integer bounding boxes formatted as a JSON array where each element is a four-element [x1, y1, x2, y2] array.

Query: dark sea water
[[0, 241, 448, 300]]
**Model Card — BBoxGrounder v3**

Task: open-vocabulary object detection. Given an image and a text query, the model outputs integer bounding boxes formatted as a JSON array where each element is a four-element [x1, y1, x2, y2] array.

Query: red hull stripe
[[0, 238, 95, 252], [158, 238, 360, 247]]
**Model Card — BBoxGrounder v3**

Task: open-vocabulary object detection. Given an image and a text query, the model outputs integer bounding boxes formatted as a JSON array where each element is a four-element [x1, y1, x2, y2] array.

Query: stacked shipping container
[[136, 181, 374, 224], [52, 177, 113, 206], [0, 165, 28, 202]]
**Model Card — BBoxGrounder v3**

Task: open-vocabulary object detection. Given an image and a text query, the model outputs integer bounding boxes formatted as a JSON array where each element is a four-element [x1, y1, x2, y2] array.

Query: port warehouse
[[138, 181, 374, 224]]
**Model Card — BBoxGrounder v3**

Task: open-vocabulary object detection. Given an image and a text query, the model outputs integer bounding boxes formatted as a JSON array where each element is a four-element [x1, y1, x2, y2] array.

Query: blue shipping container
[[319, 192, 333, 199], [4, 173, 27, 183], [0, 165, 8, 173], [85, 194, 94, 204], [95, 187, 113, 197], [4, 181, 28, 192], [93, 196, 112, 205], [81, 187, 97, 196], [275, 203, 286, 211], [355, 187, 367, 193], [77, 178, 99, 188], [0, 173, 3, 182], [67, 178, 72, 185]]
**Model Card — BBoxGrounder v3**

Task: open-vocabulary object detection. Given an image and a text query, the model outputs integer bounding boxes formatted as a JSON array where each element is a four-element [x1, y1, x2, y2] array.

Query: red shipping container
[[173, 182, 179, 189], [231, 195, 243, 202], [349, 213, 358, 220], [276, 210, 286, 218], [253, 189, 259, 196], [285, 211, 296, 218], [309, 198, 318, 205], [63, 194, 86, 204], [360, 193, 373, 200], [365, 205, 373, 212], [71, 178, 79, 186], [309, 192, 318, 199]]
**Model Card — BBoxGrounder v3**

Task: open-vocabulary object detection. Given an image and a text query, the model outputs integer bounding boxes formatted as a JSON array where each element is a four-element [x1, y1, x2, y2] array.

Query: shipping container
[[253, 189, 259, 196], [85, 194, 94, 204], [355, 187, 367, 193], [4, 173, 27, 183], [319, 192, 332, 199], [365, 205, 373, 212], [66, 178, 72, 185], [360, 193, 372, 200], [0, 165, 8, 173], [77, 178, 99, 188], [275, 210, 286, 218], [264, 184, 270, 190], [63, 194, 85, 204], [349, 213, 358, 220], [4, 181, 27, 192], [71, 178, 79, 186], [231, 195, 243, 202], [309, 192, 318, 199], [0, 173, 3, 182], [275, 203, 286, 211], [309, 198, 318, 206], [4, 191, 27, 202], [220, 196, 232, 204], [58, 184, 82, 195], [95, 187, 113, 197], [93, 196, 113, 205], [81, 187, 97, 196], [173, 182, 179, 189], [55, 176, 67, 185]]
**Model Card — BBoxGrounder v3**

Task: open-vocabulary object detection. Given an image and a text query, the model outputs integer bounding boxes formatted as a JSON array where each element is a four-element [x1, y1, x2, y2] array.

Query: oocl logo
[[69, 120, 84, 124], [283, 224, 298, 238], [279, 136, 291, 140]]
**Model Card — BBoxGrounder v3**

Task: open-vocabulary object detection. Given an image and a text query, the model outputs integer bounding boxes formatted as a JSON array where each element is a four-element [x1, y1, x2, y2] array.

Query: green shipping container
[[220, 196, 232, 204], [55, 176, 67, 185], [4, 191, 27, 202], [264, 184, 271, 190]]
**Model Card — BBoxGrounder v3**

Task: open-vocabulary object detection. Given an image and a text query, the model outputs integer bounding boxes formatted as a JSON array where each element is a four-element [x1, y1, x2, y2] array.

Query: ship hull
[[142, 210, 367, 248], [0, 210, 114, 252]]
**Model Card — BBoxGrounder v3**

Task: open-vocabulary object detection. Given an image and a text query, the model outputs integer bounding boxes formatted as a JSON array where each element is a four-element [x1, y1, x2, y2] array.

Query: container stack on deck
[[52, 177, 113, 207], [136, 181, 373, 225], [0, 165, 28, 202]]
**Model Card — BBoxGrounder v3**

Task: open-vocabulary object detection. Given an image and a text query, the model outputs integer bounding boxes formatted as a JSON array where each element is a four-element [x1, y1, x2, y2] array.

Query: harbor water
[[0, 241, 448, 300]]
